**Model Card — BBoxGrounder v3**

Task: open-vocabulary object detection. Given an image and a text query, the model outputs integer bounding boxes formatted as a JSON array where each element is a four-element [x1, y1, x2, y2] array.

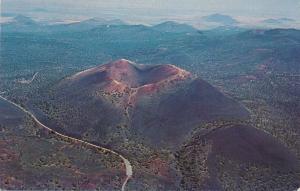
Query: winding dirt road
[[0, 95, 133, 191], [18, 72, 39, 84]]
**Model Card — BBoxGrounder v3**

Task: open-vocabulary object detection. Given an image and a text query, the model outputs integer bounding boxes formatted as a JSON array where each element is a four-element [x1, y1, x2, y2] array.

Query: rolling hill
[[202, 14, 239, 26], [177, 124, 300, 190], [152, 21, 200, 33]]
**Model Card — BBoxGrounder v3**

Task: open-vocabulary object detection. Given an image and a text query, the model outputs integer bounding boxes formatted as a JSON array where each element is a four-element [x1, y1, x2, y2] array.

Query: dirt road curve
[[0, 95, 133, 191]]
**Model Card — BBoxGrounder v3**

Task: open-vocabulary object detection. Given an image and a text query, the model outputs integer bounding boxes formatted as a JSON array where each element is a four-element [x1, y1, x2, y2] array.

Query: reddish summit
[[70, 59, 191, 90]]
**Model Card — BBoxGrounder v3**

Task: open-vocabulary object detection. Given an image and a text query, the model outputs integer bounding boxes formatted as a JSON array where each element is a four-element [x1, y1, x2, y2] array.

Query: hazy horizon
[[1, 0, 300, 25]]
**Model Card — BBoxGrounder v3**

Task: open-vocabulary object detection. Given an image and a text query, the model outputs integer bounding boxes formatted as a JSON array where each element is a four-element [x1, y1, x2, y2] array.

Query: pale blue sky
[[2, 0, 300, 21]]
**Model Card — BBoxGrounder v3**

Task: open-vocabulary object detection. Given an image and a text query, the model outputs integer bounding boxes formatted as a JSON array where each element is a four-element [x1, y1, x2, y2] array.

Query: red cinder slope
[[43, 59, 249, 149]]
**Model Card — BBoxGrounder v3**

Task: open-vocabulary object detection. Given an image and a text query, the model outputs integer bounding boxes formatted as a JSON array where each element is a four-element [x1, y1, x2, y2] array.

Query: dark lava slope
[[39, 59, 249, 149], [177, 124, 300, 190]]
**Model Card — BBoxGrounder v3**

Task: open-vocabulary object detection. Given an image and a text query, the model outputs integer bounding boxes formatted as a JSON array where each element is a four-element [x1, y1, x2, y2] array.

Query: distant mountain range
[[1, 15, 128, 32], [1, 14, 299, 33], [262, 18, 295, 25], [46, 18, 127, 32], [1, 15, 41, 32], [8, 15, 38, 26], [152, 21, 200, 33], [260, 18, 297, 28], [201, 13, 239, 26]]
